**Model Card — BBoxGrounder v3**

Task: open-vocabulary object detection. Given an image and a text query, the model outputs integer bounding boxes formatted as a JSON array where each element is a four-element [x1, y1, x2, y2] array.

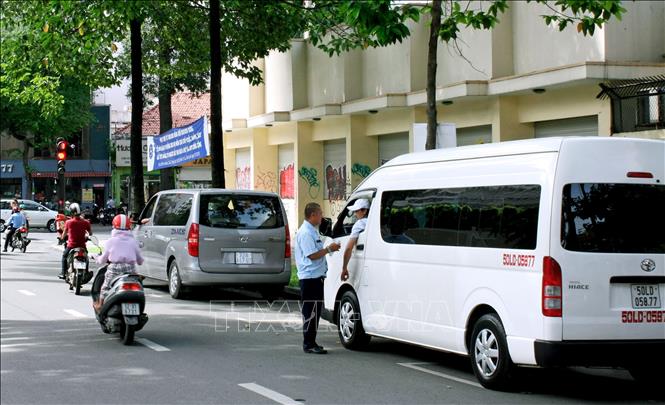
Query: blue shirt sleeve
[[350, 218, 367, 239], [297, 230, 319, 258]]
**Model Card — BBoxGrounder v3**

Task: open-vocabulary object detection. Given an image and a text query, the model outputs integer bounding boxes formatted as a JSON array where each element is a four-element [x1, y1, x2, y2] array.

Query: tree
[[303, 0, 626, 150]]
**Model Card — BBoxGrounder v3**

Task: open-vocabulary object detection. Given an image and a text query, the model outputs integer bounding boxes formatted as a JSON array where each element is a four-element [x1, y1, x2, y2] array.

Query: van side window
[[153, 194, 192, 226], [380, 185, 541, 249], [140, 196, 158, 222], [331, 192, 375, 238]]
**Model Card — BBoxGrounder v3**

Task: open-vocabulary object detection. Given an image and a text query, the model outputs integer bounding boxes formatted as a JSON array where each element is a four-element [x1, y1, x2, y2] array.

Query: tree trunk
[[130, 18, 146, 217], [158, 66, 176, 191], [22, 139, 32, 199], [425, 0, 442, 151], [209, 0, 225, 188]]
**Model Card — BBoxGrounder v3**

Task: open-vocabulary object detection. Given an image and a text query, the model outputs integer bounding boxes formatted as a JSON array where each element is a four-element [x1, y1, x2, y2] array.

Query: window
[[140, 196, 158, 221], [153, 194, 192, 226], [331, 191, 376, 238], [21, 202, 40, 211], [0, 201, 10, 210], [562, 183, 665, 253], [199, 194, 283, 229], [380, 185, 541, 249]]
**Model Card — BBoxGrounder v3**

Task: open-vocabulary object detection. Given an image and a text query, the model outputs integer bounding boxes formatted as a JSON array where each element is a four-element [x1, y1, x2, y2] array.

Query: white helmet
[[69, 202, 81, 215]]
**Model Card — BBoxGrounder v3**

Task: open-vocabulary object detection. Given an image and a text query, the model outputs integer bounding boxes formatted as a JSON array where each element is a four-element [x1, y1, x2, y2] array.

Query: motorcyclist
[[94, 214, 143, 310], [3, 202, 28, 253], [59, 203, 92, 279]]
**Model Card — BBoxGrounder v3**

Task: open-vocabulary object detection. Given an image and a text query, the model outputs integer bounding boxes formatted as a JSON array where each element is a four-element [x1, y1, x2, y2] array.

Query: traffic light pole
[[57, 172, 65, 213]]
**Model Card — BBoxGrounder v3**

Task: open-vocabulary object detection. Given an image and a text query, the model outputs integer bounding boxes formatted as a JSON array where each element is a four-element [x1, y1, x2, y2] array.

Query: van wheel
[[47, 220, 56, 233], [469, 314, 514, 390], [168, 262, 185, 299], [338, 291, 371, 350], [628, 366, 661, 385]]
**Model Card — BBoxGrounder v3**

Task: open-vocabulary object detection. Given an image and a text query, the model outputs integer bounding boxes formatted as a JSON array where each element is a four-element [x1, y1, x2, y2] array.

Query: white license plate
[[235, 252, 252, 265], [121, 303, 140, 315], [631, 284, 661, 309], [73, 261, 87, 270]]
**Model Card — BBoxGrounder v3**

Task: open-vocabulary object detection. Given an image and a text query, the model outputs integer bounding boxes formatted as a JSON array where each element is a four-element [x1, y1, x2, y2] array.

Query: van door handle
[[356, 244, 364, 251]]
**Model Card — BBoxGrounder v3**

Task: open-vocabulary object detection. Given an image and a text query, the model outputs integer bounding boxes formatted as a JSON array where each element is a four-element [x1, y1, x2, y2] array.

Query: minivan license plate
[[631, 284, 661, 309], [235, 252, 252, 265], [121, 303, 140, 315]]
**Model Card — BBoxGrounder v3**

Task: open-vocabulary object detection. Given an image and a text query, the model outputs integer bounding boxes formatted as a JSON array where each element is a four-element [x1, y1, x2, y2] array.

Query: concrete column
[[492, 96, 534, 142], [347, 116, 378, 191], [598, 98, 612, 136], [249, 59, 266, 117], [251, 128, 278, 193], [294, 122, 324, 226]]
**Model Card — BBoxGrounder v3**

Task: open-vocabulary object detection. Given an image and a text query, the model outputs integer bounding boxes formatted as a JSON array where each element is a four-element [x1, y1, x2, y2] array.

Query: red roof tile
[[114, 92, 210, 136]]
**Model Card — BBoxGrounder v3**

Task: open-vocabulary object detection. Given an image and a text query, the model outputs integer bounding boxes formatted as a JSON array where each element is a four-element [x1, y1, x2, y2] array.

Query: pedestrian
[[340, 199, 370, 282], [295, 202, 341, 354]]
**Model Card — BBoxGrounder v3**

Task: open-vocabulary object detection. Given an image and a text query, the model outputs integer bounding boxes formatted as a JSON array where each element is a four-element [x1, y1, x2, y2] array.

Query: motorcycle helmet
[[69, 202, 81, 215], [112, 214, 131, 230]]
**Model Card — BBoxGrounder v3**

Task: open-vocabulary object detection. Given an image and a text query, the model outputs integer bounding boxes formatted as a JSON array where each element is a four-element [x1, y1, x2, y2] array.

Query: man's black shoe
[[58, 274, 66, 280], [304, 346, 328, 354]]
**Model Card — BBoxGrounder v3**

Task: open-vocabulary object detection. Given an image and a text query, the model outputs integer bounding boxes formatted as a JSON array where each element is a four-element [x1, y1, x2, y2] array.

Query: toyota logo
[[640, 259, 656, 272], [240, 236, 249, 243]]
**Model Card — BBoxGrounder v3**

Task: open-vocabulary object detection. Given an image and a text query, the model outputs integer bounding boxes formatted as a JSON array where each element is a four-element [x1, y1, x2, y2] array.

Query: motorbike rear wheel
[[74, 270, 81, 295], [120, 323, 135, 345]]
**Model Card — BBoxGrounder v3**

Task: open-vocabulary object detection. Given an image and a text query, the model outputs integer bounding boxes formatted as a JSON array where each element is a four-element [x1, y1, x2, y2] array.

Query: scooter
[[65, 236, 96, 295], [7, 226, 30, 253], [91, 267, 148, 345]]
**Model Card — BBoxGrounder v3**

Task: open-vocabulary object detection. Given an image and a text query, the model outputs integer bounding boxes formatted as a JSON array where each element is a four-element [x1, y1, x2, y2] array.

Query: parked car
[[0, 199, 58, 232], [321, 136, 664, 390], [134, 189, 291, 299]]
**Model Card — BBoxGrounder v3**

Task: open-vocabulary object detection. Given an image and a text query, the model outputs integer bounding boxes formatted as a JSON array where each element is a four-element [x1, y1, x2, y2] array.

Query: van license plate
[[121, 303, 140, 315], [631, 284, 661, 309], [235, 252, 252, 265]]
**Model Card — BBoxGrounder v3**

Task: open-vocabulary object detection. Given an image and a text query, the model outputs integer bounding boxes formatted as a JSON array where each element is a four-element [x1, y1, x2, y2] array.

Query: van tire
[[168, 262, 185, 299], [628, 366, 661, 385], [338, 291, 371, 350], [469, 314, 514, 390]]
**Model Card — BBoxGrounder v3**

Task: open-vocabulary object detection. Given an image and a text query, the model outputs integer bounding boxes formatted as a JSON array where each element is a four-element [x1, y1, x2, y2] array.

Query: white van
[[321, 137, 664, 390]]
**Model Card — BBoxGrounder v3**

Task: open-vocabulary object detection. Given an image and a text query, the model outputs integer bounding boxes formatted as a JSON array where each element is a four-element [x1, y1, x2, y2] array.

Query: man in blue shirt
[[295, 202, 340, 354], [3, 204, 27, 252]]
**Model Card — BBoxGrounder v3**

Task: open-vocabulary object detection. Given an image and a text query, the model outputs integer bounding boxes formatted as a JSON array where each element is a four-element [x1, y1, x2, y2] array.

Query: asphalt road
[[2, 230, 663, 405]]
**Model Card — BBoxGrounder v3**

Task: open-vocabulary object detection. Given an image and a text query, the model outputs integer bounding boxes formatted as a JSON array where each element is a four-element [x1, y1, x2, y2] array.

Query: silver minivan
[[135, 189, 291, 299]]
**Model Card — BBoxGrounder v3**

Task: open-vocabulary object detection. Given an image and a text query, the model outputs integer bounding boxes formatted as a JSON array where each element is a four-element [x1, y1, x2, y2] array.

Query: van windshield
[[199, 194, 283, 229], [561, 183, 665, 253]]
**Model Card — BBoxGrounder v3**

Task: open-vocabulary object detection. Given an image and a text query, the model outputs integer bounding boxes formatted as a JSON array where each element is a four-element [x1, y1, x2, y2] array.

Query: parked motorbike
[[6, 226, 30, 253], [91, 266, 148, 345], [97, 208, 113, 226], [65, 236, 96, 295]]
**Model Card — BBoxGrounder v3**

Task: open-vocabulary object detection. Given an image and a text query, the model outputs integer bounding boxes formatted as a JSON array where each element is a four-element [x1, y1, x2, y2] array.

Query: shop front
[[178, 157, 212, 189]]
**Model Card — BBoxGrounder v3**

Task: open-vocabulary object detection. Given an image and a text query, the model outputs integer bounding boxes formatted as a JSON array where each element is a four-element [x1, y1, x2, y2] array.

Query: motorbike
[[6, 226, 30, 253], [97, 208, 113, 226], [65, 236, 96, 295], [91, 265, 148, 345]]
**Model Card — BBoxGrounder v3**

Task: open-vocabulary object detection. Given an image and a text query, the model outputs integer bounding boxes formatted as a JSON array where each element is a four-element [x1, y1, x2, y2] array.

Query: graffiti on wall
[[235, 166, 251, 190], [279, 163, 295, 199], [298, 167, 320, 199], [329, 199, 347, 220], [255, 167, 277, 192], [325, 164, 347, 201], [351, 163, 372, 179]]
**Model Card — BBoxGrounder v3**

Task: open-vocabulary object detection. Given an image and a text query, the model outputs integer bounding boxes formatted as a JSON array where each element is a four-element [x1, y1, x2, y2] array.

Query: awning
[[597, 75, 665, 100], [31, 172, 111, 178]]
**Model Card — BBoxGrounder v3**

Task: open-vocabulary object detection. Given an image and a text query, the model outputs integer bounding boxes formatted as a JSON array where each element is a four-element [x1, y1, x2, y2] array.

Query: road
[[2, 230, 663, 404]]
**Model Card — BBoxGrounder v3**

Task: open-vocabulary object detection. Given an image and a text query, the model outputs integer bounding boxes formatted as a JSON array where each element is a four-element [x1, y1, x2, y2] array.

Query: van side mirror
[[320, 217, 333, 237]]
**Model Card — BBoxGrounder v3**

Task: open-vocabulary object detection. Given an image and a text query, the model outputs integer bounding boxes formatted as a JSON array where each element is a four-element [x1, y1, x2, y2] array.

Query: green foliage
[[530, 0, 626, 36]]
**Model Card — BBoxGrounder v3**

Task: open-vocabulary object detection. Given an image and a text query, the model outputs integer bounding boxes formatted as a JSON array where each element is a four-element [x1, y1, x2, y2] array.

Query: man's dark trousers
[[300, 276, 324, 349]]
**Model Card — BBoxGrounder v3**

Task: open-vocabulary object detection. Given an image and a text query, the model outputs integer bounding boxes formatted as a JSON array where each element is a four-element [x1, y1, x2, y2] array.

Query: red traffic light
[[56, 140, 68, 161], [57, 151, 66, 160]]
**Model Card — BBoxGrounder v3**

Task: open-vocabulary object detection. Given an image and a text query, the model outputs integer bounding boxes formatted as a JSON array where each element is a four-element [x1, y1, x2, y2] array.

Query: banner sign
[[147, 117, 209, 171], [115, 139, 148, 167]]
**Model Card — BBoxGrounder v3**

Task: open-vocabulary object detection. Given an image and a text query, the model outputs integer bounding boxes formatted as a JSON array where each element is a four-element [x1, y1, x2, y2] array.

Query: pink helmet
[[112, 214, 131, 230]]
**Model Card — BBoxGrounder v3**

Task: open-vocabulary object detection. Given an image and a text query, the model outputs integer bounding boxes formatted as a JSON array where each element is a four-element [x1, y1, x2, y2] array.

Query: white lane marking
[[17, 289, 36, 296], [238, 383, 300, 405], [63, 309, 90, 318], [0, 337, 30, 342], [0, 331, 25, 335], [148, 294, 163, 298], [135, 338, 171, 352], [397, 362, 482, 388], [54, 328, 100, 333]]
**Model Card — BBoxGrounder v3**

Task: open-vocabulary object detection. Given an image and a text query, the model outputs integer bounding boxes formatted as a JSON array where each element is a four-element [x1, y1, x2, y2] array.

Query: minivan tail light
[[188, 223, 199, 257], [627, 171, 653, 179], [542, 256, 562, 317], [284, 223, 291, 259]]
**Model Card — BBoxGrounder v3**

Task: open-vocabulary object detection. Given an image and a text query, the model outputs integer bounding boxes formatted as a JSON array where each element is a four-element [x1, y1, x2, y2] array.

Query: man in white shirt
[[340, 198, 370, 282]]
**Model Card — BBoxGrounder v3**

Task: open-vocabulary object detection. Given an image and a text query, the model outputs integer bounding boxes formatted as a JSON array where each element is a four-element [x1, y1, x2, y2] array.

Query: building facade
[[213, 0, 664, 230], [0, 105, 112, 209]]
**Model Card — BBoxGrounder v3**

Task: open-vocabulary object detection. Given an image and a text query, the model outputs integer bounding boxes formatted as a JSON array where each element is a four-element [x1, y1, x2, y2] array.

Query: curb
[[283, 286, 300, 299]]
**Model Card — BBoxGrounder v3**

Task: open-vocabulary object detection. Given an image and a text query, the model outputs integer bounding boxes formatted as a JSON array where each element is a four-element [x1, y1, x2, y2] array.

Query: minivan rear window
[[561, 183, 665, 253], [199, 194, 283, 229]]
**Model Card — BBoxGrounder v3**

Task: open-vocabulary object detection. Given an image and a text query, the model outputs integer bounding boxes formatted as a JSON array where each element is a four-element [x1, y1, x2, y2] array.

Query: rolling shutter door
[[534, 115, 598, 138]]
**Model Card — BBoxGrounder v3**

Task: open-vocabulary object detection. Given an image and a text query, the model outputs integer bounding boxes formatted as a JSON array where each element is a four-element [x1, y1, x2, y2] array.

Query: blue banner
[[147, 117, 210, 171]]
